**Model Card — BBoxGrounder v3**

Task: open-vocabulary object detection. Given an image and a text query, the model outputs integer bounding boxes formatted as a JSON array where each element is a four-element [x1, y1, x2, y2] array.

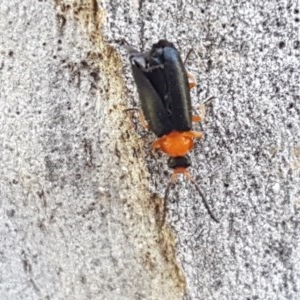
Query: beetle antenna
[[162, 171, 219, 224], [189, 177, 220, 223]]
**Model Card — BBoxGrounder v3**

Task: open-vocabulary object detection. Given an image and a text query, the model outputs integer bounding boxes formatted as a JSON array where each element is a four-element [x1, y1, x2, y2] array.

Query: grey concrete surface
[[1, 0, 300, 299]]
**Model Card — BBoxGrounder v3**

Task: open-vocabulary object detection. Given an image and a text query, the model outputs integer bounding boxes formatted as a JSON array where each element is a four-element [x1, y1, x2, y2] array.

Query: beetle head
[[167, 156, 191, 170]]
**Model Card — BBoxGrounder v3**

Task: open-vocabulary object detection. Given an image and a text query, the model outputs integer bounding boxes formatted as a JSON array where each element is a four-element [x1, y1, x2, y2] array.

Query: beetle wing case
[[128, 40, 192, 137], [129, 52, 173, 137], [150, 40, 192, 131]]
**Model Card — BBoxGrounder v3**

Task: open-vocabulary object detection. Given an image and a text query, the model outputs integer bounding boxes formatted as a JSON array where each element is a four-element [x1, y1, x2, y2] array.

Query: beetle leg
[[192, 115, 203, 122], [187, 71, 197, 89], [184, 48, 197, 88], [124, 108, 149, 129], [183, 131, 204, 139], [203, 95, 215, 104], [192, 103, 206, 123], [199, 103, 206, 121], [152, 138, 162, 150]]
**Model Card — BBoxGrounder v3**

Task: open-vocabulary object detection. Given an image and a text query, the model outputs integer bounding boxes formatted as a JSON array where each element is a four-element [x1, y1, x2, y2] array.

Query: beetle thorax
[[154, 131, 194, 157]]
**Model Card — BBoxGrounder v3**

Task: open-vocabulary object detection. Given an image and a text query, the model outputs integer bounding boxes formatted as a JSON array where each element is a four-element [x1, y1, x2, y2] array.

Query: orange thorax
[[152, 131, 203, 157]]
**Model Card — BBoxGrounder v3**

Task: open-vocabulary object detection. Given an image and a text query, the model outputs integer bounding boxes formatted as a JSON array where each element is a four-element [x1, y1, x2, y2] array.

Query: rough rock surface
[[1, 0, 299, 299]]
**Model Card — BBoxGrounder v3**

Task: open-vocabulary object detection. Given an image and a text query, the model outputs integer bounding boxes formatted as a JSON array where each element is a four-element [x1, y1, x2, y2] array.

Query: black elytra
[[129, 40, 192, 138]]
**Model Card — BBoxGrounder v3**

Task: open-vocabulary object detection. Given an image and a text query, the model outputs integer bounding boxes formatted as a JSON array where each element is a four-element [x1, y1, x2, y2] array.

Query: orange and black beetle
[[128, 40, 218, 223]]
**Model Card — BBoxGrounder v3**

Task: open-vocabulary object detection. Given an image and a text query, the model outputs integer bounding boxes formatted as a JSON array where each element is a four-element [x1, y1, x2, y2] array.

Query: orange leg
[[187, 71, 197, 89], [183, 131, 203, 139], [152, 139, 161, 150], [192, 115, 203, 122], [186, 72, 206, 123], [192, 103, 206, 123]]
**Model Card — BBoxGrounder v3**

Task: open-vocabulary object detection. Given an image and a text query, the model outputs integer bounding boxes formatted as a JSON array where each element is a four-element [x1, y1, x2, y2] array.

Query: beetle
[[127, 40, 219, 223]]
